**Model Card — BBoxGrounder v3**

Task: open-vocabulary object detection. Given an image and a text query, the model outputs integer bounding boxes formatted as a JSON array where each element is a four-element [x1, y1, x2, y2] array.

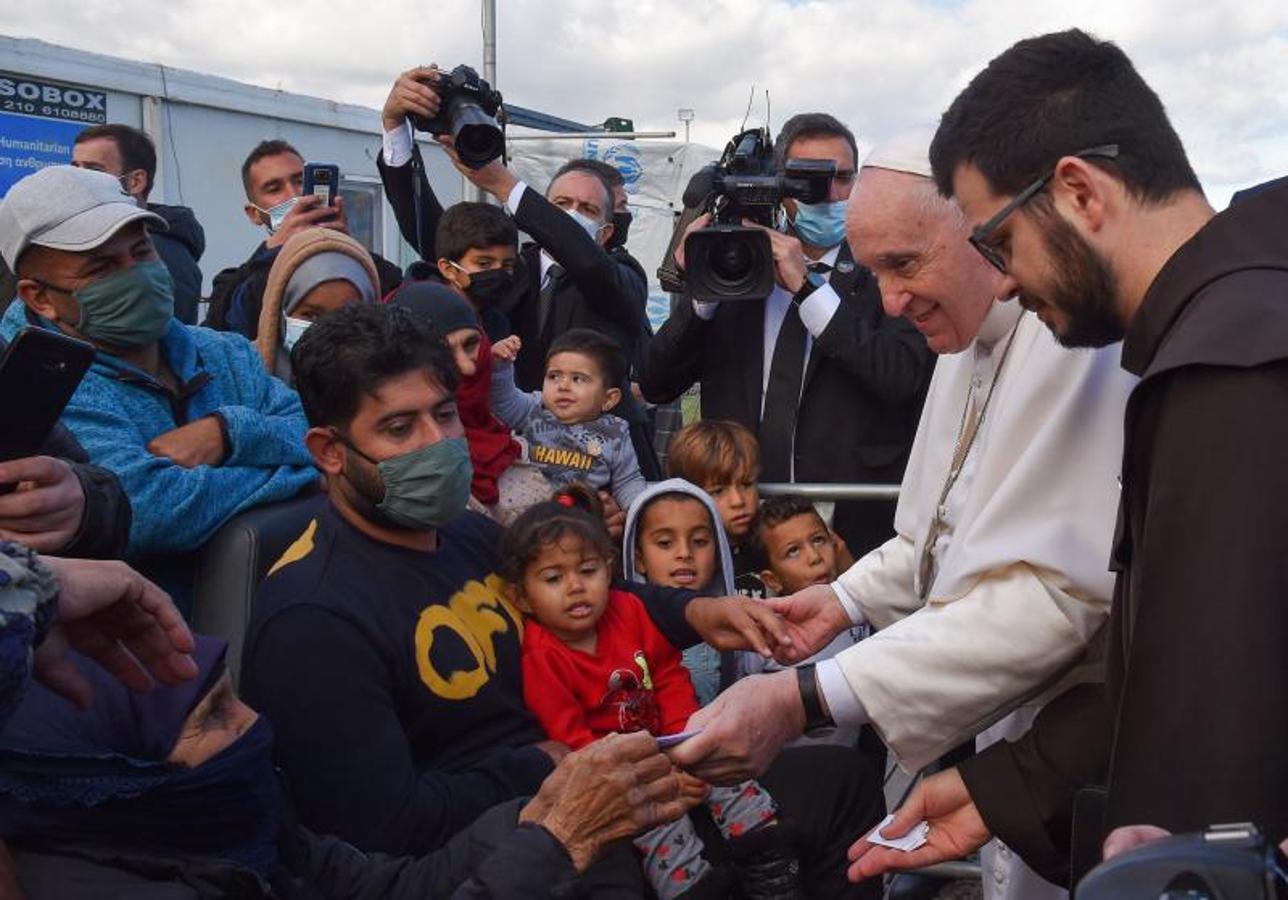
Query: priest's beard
[[1024, 211, 1125, 349]]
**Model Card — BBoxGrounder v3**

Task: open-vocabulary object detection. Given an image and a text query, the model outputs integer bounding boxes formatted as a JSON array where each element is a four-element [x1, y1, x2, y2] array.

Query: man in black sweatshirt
[[243, 304, 882, 897]]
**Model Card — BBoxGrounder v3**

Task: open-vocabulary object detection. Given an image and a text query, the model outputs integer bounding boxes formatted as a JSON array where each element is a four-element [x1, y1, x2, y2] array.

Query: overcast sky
[[7, 0, 1286, 206]]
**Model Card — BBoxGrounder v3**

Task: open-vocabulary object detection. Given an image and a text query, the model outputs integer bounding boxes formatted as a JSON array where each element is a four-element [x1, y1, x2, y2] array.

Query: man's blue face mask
[[792, 200, 849, 249], [254, 196, 298, 234]]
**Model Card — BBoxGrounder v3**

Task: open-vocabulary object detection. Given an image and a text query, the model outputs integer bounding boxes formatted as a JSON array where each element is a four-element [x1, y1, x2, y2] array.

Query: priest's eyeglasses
[[968, 144, 1120, 274]]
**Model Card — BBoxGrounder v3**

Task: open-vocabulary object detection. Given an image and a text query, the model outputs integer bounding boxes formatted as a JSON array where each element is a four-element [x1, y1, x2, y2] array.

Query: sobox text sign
[[0, 73, 108, 196]]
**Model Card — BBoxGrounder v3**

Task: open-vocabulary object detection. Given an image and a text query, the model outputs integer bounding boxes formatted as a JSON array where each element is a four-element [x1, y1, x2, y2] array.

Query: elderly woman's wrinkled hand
[[519, 731, 697, 872]]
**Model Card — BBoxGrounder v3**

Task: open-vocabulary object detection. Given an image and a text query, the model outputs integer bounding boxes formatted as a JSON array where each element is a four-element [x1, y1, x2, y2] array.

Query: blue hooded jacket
[[1, 304, 318, 558]]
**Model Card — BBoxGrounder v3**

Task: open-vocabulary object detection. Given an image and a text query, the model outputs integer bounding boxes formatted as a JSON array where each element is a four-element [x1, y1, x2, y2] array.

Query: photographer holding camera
[[377, 65, 659, 477], [640, 114, 934, 558]]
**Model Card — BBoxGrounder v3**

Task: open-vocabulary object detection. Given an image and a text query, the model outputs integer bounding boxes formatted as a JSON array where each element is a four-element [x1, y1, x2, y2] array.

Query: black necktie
[[760, 263, 829, 480], [538, 263, 564, 335]]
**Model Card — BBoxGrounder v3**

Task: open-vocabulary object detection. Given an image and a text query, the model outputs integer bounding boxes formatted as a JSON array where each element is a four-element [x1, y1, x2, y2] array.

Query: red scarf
[[458, 331, 521, 505]]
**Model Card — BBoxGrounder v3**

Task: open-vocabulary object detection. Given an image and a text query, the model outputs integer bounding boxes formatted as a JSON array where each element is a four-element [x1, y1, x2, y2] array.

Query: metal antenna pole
[[462, 0, 499, 203], [482, 0, 497, 87]]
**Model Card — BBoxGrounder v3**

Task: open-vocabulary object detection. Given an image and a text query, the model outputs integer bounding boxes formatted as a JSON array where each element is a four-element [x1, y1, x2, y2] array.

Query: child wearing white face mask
[[253, 228, 380, 383]]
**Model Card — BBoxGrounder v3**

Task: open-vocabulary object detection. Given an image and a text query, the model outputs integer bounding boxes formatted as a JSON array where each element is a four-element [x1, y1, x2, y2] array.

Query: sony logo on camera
[[0, 74, 108, 124]]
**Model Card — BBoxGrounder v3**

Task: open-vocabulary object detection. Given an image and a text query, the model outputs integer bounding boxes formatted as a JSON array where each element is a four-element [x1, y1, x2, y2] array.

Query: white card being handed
[[865, 814, 931, 852]]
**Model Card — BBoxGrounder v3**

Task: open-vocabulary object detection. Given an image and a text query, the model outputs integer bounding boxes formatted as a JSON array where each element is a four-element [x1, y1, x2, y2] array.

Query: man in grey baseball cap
[[0, 164, 167, 274], [0, 165, 317, 603], [0, 167, 143, 562]]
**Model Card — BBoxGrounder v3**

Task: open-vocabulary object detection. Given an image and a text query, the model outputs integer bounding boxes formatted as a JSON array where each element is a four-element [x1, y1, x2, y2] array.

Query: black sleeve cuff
[[960, 742, 1071, 887], [623, 581, 701, 649], [62, 463, 131, 559]]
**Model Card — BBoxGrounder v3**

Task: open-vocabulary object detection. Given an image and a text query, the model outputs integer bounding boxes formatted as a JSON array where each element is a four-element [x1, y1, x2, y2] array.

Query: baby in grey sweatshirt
[[490, 328, 645, 510]]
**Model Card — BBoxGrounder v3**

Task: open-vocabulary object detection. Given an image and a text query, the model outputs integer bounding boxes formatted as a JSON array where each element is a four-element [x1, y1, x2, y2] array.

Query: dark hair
[[75, 124, 157, 198], [563, 158, 625, 188], [773, 113, 858, 173], [757, 495, 824, 534], [929, 29, 1200, 204], [666, 420, 760, 485], [241, 139, 303, 197], [500, 484, 612, 583], [434, 202, 518, 263], [546, 329, 626, 387], [291, 304, 458, 429], [746, 495, 825, 569], [548, 161, 614, 220]]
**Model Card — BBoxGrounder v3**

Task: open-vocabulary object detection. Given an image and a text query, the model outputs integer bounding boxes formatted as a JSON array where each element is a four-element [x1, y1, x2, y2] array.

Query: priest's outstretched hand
[[762, 582, 852, 664], [847, 768, 991, 883]]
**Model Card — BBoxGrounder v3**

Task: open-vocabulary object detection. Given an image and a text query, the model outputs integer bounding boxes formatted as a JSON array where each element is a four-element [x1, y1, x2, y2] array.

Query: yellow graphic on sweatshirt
[[266, 519, 318, 577], [415, 574, 524, 700], [633, 650, 654, 690], [530, 445, 594, 471]]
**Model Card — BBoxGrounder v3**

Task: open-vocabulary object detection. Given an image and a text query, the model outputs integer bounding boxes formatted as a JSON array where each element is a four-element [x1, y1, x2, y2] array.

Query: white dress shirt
[[692, 242, 842, 414], [382, 123, 415, 168]]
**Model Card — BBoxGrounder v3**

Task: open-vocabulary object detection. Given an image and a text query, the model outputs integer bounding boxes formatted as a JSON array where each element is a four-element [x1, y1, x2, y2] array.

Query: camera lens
[[449, 98, 505, 169], [711, 239, 753, 283], [685, 226, 775, 301], [457, 123, 501, 162]]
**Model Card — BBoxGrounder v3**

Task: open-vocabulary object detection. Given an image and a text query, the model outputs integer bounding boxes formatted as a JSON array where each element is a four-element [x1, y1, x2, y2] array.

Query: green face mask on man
[[41, 258, 175, 349], [337, 432, 474, 531]]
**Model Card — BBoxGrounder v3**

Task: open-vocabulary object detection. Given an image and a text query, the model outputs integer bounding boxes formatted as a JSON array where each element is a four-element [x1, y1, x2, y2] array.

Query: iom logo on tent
[[583, 140, 643, 195]]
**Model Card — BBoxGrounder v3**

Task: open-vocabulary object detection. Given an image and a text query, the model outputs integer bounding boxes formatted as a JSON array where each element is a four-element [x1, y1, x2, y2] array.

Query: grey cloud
[[6, 0, 1287, 204]]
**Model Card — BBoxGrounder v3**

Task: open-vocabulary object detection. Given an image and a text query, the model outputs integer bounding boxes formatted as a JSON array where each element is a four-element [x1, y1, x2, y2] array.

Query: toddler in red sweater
[[503, 488, 802, 900]]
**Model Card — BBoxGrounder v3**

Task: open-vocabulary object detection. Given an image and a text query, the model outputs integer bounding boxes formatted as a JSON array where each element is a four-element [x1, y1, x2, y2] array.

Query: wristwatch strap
[[796, 663, 833, 732], [791, 270, 826, 307]]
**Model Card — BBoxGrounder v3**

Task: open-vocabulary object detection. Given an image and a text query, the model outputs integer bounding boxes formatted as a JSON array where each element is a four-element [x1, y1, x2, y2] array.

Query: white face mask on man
[[564, 207, 607, 243], [254, 196, 299, 234]]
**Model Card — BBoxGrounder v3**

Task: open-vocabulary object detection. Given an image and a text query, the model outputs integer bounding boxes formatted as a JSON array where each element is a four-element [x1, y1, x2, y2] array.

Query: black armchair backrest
[[190, 491, 327, 684]]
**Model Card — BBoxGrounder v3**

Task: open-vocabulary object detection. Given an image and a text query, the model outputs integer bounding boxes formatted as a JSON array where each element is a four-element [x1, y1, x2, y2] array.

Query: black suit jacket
[[504, 189, 648, 390], [378, 149, 649, 388], [639, 246, 933, 553], [378, 148, 658, 474], [377, 145, 444, 259]]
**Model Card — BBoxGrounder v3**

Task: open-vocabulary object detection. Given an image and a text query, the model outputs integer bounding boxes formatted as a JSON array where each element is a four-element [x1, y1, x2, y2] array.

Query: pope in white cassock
[[669, 133, 1138, 899]]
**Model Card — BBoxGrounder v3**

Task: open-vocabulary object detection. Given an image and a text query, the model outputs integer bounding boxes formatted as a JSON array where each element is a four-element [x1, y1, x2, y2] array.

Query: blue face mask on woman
[[792, 200, 849, 249]]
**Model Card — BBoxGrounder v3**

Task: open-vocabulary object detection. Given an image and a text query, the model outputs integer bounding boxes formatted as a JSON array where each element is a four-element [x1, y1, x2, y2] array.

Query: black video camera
[[409, 65, 505, 169], [1078, 823, 1287, 899], [659, 128, 835, 302]]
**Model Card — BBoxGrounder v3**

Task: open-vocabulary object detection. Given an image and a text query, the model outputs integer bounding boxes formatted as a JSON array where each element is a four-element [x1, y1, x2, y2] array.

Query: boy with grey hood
[[624, 479, 753, 705], [626, 481, 866, 747]]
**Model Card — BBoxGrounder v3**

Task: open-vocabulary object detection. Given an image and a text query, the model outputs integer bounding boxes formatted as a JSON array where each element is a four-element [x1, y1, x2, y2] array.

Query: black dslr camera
[[409, 65, 505, 169], [659, 128, 834, 302]]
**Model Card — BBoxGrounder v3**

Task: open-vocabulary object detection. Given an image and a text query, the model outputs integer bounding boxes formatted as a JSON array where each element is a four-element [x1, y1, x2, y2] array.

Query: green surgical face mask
[[341, 434, 473, 531], [70, 259, 175, 348]]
